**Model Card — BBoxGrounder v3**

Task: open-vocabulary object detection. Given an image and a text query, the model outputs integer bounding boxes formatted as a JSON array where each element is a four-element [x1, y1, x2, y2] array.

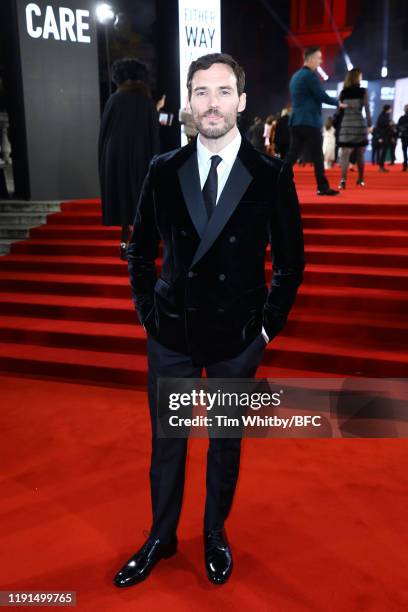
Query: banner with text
[[178, 0, 221, 144], [157, 378, 408, 438]]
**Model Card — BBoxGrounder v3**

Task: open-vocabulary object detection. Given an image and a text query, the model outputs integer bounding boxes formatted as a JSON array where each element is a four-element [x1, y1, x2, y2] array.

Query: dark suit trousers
[[378, 138, 394, 168], [401, 138, 408, 168], [286, 126, 329, 191], [146, 333, 266, 542]]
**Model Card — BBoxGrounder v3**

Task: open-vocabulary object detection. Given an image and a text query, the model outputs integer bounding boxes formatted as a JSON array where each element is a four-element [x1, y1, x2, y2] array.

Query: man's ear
[[185, 96, 192, 112], [238, 92, 246, 113]]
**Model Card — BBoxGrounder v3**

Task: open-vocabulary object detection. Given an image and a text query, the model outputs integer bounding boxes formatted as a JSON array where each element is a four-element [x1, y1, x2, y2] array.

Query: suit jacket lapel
[[177, 151, 208, 239], [190, 156, 253, 268]]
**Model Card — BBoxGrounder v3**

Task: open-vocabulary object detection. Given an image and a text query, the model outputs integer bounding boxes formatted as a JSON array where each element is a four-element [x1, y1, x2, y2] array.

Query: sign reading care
[[25, 2, 91, 42], [178, 0, 221, 140]]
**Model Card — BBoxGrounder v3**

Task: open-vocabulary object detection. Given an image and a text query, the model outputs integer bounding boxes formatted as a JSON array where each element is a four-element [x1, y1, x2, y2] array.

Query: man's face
[[307, 50, 323, 71], [187, 63, 246, 139]]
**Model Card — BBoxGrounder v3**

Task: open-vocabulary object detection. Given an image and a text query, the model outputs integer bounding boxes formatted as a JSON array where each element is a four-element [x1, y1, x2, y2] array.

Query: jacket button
[[229, 236, 236, 243], [219, 274, 226, 281], [180, 230, 187, 237], [187, 271, 195, 278]]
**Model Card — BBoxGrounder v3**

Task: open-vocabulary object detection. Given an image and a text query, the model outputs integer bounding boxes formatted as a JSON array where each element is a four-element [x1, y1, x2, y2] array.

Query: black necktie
[[202, 155, 222, 219]]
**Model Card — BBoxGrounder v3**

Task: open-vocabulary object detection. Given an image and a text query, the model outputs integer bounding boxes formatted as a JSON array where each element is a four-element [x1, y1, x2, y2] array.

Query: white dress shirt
[[197, 131, 242, 201], [196, 132, 269, 344]]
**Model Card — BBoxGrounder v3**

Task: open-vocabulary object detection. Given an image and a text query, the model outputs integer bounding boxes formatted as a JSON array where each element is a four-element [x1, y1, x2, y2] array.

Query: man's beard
[[192, 108, 237, 139]]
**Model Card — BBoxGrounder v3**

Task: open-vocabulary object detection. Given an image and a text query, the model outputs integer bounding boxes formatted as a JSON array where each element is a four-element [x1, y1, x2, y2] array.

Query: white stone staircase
[[0, 200, 61, 255]]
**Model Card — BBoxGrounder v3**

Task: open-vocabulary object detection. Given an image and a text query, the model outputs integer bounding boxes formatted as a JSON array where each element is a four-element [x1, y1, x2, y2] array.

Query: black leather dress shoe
[[113, 535, 177, 587], [204, 529, 233, 585], [317, 188, 340, 196]]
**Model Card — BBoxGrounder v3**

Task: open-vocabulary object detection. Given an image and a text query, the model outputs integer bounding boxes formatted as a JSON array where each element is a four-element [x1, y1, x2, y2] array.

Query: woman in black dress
[[98, 58, 162, 259], [337, 68, 372, 189]]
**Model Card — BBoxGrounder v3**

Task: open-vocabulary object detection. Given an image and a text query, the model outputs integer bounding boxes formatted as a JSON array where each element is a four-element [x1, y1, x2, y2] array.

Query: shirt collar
[[197, 131, 242, 168]]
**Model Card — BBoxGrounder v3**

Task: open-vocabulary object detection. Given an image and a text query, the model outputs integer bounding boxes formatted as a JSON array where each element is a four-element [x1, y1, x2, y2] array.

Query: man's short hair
[[187, 53, 245, 99], [383, 104, 392, 112], [303, 46, 320, 61]]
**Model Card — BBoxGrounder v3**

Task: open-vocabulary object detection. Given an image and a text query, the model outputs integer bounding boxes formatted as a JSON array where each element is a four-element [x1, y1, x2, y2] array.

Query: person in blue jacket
[[286, 46, 345, 196]]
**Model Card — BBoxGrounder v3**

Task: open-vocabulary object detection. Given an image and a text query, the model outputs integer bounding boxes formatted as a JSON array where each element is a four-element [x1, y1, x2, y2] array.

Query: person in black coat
[[397, 104, 408, 171], [98, 58, 162, 259], [376, 104, 395, 172], [247, 116, 265, 153], [274, 107, 291, 160], [371, 126, 380, 165]]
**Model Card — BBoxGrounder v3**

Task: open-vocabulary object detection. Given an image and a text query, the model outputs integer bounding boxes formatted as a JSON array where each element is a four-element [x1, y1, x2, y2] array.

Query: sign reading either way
[[178, 0, 221, 143]]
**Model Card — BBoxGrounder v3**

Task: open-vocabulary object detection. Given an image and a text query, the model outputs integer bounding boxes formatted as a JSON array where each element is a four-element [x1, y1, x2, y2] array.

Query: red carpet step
[[0, 335, 406, 387], [4, 247, 408, 269], [0, 307, 406, 354], [23, 223, 408, 248], [0, 264, 407, 293]]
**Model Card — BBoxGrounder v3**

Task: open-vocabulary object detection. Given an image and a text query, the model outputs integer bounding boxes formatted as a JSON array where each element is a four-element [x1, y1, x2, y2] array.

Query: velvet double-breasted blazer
[[127, 136, 305, 365]]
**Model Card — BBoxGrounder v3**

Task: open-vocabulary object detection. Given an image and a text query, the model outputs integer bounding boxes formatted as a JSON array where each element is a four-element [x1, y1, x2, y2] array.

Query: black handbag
[[332, 107, 344, 131]]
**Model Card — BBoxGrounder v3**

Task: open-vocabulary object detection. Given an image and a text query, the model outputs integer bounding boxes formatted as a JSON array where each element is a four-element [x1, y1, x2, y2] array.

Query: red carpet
[[1, 374, 408, 611], [1, 165, 408, 610]]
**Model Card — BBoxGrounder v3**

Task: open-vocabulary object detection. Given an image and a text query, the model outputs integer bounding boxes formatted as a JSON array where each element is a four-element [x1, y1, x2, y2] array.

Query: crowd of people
[[246, 107, 292, 161], [247, 52, 408, 195], [247, 111, 316, 157], [323, 102, 408, 181], [248, 100, 408, 184], [247, 97, 408, 182]]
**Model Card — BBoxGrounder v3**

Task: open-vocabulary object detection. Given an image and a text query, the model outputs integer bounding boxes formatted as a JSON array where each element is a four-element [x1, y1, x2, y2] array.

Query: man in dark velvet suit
[[114, 53, 305, 588]]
